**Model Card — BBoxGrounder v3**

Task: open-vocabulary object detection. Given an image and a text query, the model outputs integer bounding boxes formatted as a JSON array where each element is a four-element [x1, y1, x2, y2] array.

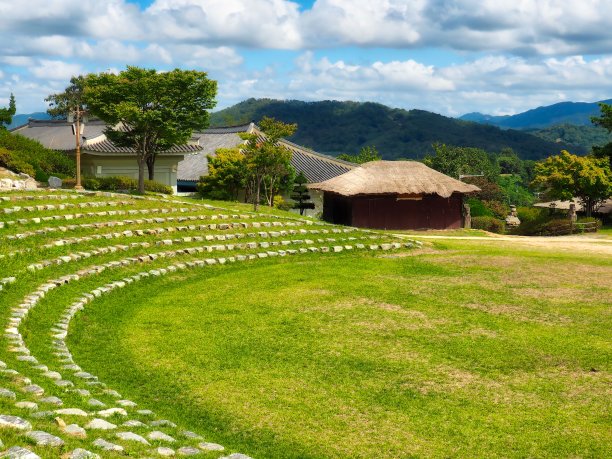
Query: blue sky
[[1, 0, 611, 116]]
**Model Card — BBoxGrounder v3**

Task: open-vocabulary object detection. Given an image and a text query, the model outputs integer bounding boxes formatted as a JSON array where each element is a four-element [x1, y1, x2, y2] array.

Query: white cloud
[[30, 60, 84, 80], [145, 0, 302, 48]]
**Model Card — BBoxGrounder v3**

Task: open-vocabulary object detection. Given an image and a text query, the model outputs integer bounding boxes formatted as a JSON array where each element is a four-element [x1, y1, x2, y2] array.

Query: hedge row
[[62, 176, 173, 194]]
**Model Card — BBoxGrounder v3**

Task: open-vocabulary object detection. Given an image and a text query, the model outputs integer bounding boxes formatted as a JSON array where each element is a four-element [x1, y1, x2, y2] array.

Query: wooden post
[[74, 106, 83, 190]]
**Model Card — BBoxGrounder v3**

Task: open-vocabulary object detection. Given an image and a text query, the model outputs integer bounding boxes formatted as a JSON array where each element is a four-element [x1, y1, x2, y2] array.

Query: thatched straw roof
[[310, 161, 480, 198]]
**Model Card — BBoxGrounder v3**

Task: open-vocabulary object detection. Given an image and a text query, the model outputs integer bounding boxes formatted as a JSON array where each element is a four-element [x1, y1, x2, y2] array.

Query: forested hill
[[210, 99, 582, 160], [460, 99, 612, 129]]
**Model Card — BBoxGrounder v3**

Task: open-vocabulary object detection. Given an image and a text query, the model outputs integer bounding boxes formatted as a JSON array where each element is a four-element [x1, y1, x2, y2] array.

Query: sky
[[1, 0, 612, 116]]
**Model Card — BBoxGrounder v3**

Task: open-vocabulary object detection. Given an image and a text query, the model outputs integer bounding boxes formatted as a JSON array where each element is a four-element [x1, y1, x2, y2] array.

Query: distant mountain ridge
[[459, 99, 612, 129], [6, 112, 52, 130], [210, 98, 583, 160]]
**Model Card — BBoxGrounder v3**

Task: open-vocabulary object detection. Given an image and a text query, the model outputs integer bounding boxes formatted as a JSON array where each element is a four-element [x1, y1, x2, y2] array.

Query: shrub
[[0, 148, 35, 177], [482, 200, 509, 219], [471, 216, 505, 233], [467, 198, 493, 217], [540, 219, 573, 236], [0, 130, 74, 177], [273, 195, 292, 211], [63, 176, 172, 194]]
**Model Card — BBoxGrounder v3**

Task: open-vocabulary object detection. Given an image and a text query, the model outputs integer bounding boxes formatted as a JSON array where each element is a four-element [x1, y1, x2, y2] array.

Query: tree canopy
[[0, 94, 16, 128], [241, 117, 296, 210], [590, 102, 612, 168], [338, 145, 381, 164], [83, 66, 217, 193], [532, 150, 611, 217], [197, 147, 247, 201], [423, 143, 500, 181]]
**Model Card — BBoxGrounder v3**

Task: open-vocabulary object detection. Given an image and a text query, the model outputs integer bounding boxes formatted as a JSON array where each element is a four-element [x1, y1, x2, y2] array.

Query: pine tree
[[291, 171, 315, 215], [0, 93, 16, 128]]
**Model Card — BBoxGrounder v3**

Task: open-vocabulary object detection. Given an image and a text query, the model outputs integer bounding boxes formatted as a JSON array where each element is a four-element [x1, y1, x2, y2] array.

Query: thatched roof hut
[[310, 161, 480, 230], [311, 161, 479, 197]]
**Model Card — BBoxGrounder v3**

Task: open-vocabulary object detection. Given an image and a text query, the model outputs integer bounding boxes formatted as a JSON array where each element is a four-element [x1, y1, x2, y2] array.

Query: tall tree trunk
[[146, 156, 155, 181], [137, 157, 146, 194], [253, 176, 261, 211]]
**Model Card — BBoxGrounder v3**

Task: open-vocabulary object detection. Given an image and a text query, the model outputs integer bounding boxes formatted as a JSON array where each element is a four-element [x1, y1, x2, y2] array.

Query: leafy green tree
[[337, 145, 381, 164], [197, 147, 247, 201], [591, 102, 612, 168], [532, 150, 612, 217], [46, 76, 87, 188], [591, 102, 612, 132], [241, 116, 296, 210], [290, 171, 315, 215], [424, 143, 500, 180], [83, 66, 217, 193], [0, 94, 16, 128]]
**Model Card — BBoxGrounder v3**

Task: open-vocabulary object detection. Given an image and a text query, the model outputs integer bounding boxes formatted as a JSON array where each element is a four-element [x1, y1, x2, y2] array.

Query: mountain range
[[11, 97, 611, 160], [6, 112, 51, 130], [459, 99, 612, 129], [210, 98, 583, 160]]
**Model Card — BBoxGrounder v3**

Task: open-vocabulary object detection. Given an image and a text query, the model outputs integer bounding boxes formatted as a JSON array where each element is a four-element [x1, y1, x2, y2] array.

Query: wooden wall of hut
[[322, 192, 464, 230]]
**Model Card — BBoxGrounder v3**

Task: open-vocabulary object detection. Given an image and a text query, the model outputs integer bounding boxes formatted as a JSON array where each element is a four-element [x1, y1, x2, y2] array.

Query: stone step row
[[2, 199, 138, 214], [25, 232, 371, 272], [0, 220, 332, 263], [37, 219, 333, 249], [1, 206, 204, 228], [2, 212, 265, 240], [0, 193, 86, 202], [0, 214, 310, 241]]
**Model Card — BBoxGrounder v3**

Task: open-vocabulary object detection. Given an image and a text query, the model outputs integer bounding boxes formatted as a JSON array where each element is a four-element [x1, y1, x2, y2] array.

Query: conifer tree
[[0, 93, 16, 128], [291, 171, 315, 215]]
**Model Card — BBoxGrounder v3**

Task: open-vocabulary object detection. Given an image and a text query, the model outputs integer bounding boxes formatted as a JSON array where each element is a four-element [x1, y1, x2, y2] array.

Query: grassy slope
[[68, 239, 612, 458]]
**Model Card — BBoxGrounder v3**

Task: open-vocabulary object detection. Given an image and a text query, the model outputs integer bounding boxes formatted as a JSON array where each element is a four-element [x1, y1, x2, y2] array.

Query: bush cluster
[[0, 148, 35, 177], [471, 216, 506, 233], [0, 131, 75, 180], [63, 176, 173, 194]]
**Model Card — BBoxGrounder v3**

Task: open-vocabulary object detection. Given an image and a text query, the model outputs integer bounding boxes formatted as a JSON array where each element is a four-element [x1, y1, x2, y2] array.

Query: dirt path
[[395, 233, 612, 255]]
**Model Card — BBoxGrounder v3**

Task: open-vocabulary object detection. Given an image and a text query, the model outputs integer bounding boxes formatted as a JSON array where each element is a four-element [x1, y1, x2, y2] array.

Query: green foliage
[[527, 124, 612, 150], [62, 175, 172, 194], [0, 130, 75, 178], [471, 216, 505, 233], [511, 207, 560, 236], [197, 148, 247, 201], [424, 143, 500, 180], [241, 117, 297, 210], [209, 99, 578, 160], [532, 150, 612, 217], [462, 176, 504, 201], [273, 195, 292, 211], [466, 198, 493, 217], [591, 102, 612, 133], [82, 66, 217, 193], [337, 145, 381, 164], [497, 175, 536, 206], [290, 171, 315, 215], [0, 93, 16, 127], [591, 142, 612, 168], [46, 76, 86, 119], [0, 148, 35, 176]]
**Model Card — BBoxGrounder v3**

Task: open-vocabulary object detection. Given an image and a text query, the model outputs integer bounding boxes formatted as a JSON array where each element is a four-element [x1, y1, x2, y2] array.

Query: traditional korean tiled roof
[[177, 123, 254, 182], [177, 123, 356, 183], [276, 137, 355, 183], [84, 139, 202, 155], [10, 119, 106, 151]]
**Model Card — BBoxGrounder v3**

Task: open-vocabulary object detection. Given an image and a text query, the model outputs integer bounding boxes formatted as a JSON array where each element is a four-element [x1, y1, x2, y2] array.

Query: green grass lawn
[[68, 240, 612, 458]]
